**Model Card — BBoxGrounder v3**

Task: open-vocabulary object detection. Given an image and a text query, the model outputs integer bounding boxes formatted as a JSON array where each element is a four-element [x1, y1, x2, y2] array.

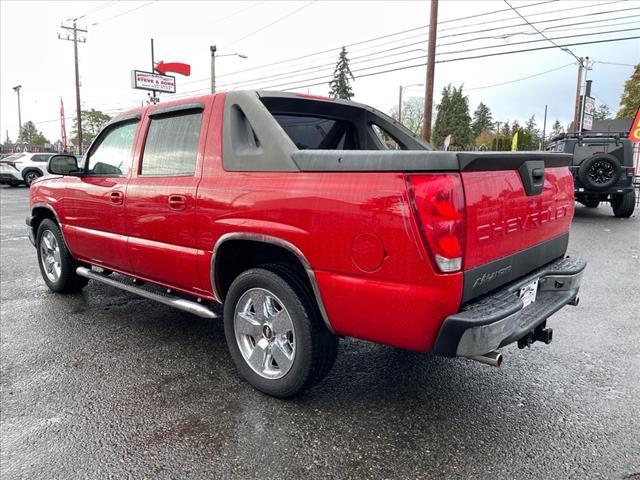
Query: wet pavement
[[1, 185, 639, 479]]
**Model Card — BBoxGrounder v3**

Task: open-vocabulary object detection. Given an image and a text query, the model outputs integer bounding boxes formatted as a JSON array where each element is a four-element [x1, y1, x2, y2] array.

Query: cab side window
[[86, 122, 137, 176], [140, 111, 202, 176]]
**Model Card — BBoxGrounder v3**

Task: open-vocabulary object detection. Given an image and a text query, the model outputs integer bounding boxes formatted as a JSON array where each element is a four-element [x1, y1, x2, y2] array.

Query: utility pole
[[12, 85, 22, 140], [58, 21, 87, 154], [210, 45, 217, 94], [398, 86, 403, 123], [149, 39, 159, 104], [541, 104, 548, 149], [571, 57, 584, 133], [422, 0, 438, 143]]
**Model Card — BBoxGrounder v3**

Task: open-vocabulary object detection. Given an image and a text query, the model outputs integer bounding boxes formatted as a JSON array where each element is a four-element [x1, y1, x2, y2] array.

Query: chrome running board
[[76, 267, 219, 319]]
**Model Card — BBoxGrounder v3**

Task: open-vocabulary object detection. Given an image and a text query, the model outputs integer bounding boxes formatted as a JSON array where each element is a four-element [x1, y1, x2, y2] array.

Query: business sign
[[584, 96, 595, 116], [131, 70, 176, 93], [629, 106, 640, 142], [582, 113, 593, 131]]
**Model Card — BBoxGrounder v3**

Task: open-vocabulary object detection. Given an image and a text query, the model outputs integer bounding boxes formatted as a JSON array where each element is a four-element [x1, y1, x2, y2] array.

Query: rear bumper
[[0, 173, 21, 183], [433, 256, 586, 357]]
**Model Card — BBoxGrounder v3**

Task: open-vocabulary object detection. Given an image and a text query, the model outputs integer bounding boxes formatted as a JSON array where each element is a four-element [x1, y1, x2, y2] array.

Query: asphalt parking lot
[[1, 185, 639, 480]]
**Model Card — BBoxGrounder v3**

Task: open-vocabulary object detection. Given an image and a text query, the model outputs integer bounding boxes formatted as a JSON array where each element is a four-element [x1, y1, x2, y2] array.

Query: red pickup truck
[[28, 91, 585, 397]]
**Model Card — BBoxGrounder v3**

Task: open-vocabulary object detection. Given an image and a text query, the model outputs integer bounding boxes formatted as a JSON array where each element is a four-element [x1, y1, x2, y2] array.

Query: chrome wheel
[[234, 288, 296, 379], [40, 230, 61, 283]]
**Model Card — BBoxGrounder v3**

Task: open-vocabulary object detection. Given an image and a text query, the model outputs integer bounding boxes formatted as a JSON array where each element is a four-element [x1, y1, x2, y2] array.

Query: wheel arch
[[31, 203, 61, 232], [22, 167, 44, 180], [211, 233, 334, 332]]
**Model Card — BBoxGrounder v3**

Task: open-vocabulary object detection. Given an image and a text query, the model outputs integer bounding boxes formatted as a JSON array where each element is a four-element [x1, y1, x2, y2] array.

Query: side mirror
[[47, 154, 81, 176]]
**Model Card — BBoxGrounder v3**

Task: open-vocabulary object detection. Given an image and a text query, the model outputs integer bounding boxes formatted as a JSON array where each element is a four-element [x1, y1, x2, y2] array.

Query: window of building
[[141, 111, 202, 176]]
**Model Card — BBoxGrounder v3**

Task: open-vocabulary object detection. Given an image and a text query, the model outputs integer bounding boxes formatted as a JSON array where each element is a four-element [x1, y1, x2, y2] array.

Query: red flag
[[60, 98, 68, 152]]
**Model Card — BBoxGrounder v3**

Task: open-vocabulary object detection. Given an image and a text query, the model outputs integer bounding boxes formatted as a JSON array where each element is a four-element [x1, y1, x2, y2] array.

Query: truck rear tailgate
[[458, 153, 574, 302]]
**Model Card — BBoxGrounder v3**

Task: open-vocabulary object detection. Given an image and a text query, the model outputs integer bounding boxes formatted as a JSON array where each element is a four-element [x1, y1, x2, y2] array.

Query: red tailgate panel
[[461, 167, 574, 270]]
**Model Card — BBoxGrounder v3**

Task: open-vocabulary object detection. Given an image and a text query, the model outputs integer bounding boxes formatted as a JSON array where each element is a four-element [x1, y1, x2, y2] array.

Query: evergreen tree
[[471, 102, 493, 137], [593, 104, 612, 120], [551, 119, 563, 137], [511, 120, 521, 135], [432, 84, 473, 148], [524, 115, 541, 149], [20, 121, 49, 145], [328, 46, 354, 100], [616, 63, 639, 118], [499, 121, 511, 136]]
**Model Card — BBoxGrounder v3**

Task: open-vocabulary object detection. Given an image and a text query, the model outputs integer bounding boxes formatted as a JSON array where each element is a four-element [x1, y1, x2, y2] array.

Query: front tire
[[223, 265, 338, 398], [611, 190, 635, 218], [24, 170, 42, 187], [36, 219, 89, 293]]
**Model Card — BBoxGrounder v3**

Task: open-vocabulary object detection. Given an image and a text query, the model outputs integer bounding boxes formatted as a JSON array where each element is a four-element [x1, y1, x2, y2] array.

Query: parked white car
[[0, 152, 55, 187]]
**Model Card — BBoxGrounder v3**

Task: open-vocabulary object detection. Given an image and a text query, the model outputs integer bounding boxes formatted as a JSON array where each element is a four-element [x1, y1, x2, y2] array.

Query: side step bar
[[76, 267, 219, 319]]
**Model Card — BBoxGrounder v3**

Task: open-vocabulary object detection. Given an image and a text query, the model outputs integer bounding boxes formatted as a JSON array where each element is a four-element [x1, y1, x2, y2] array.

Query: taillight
[[625, 167, 635, 177], [2, 161, 21, 170], [406, 173, 465, 273]]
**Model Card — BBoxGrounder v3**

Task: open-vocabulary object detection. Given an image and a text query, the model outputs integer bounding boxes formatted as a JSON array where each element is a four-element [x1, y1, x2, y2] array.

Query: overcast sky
[[1, 0, 639, 143]]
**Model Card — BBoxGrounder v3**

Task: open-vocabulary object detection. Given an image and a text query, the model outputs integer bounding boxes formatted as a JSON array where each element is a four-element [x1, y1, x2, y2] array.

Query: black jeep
[[547, 132, 636, 217]]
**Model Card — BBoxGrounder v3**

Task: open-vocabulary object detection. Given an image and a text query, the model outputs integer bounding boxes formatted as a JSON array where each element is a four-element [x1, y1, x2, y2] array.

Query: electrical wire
[[267, 35, 640, 92], [91, 0, 158, 27], [226, 1, 315, 46], [504, 0, 582, 63], [189, 27, 639, 94], [465, 63, 575, 91]]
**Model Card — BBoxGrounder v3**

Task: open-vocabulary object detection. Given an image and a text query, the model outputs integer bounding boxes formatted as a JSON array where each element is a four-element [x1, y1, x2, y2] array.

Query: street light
[[12, 85, 22, 140], [398, 83, 423, 124], [210, 45, 248, 94]]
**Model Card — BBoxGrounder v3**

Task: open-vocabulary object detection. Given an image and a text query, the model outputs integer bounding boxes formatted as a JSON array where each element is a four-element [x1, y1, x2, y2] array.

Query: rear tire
[[611, 190, 635, 218], [36, 219, 89, 293], [223, 265, 338, 398]]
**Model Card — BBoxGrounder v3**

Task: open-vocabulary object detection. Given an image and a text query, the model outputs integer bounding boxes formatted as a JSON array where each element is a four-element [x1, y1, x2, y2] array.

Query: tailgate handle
[[518, 161, 545, 196]]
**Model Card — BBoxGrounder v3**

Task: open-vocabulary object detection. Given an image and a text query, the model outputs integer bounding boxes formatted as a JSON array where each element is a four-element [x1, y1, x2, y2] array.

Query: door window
[[140, 111, 202, 176], [86, 122, 137, 176]]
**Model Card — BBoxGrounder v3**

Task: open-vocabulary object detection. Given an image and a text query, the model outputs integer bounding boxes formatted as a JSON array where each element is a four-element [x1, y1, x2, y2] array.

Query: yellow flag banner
[[511, 130, 519, 151]]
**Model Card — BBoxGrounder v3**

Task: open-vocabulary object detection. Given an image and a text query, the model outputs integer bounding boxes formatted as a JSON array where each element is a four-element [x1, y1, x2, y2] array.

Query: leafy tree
[[71, 109, 112, 146], [496, 120, 511, 136], [20, 121, 49, 145], [390, 96, 424, 135], [551, 119, 563, 137], [617, 63, 639, 118], [471, 102, 493, 137], [328, 46, 354, 100], [593, 104, 612, 120], [432, 84, 473, 148]]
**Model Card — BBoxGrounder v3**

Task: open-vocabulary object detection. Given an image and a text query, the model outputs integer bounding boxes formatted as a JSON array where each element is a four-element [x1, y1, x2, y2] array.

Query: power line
[[504, 0, 582, 63], [267, 35, 640, 92], [227, 1, 315, 45], [198, 27, 639, 94], [465, 63, 575, 91], [91, 0, 157, 27], [593, 60, 637, 67], [205, 2, 637, 86]]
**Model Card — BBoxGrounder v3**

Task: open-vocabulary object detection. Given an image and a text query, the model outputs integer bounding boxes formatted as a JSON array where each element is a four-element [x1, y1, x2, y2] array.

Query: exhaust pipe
[[568, 296, 580, 306], [468, 351, 503, 367]]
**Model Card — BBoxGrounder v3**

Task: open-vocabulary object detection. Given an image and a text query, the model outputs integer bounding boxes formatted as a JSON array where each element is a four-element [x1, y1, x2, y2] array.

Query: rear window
[[273, 114, 358, 150], [141, 111, 202, 176], [2, 153, 25, 161]]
